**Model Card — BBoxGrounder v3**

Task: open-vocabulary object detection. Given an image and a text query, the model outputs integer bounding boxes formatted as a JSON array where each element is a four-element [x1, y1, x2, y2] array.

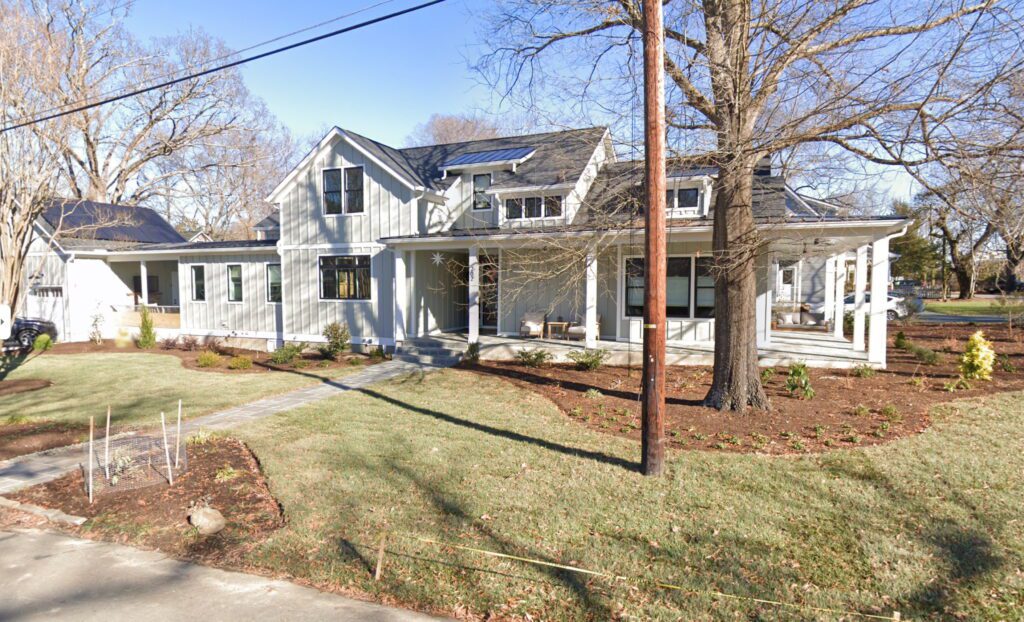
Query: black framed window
[[544, 195, 563, 217], [694, 257, 715, 318], [624, 257, 696, 318], [505, 197, 523, 219], [190, 266, 205, 302], [524, 196, 542, 218], [320, 255, 371, 300], [266, 264, 282, 303], [344, 166, 364, 213], [665, 189, 676, 210], [678, 188, 700, 208], [625, 258, 645, 317], [323, 169, 342, 214], [227, 264, 243, 302], [472, 174, 492, 210]]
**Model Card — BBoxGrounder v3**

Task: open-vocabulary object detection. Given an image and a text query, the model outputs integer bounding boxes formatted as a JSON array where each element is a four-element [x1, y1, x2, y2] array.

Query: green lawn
[[0, 352, 359, 427], [235, 369, 1023, 621], [925, 299, 1013, 317]]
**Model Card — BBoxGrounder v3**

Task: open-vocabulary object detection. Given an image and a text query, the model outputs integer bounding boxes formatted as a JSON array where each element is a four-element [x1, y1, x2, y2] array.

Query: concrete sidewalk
[[0, 528, 445, 621], [0, 358, 444, 494]]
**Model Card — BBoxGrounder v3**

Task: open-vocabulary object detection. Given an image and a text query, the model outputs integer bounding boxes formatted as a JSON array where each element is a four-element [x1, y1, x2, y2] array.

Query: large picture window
[[191, 266, 205, 302], [624, 256, 713, 319], [505, 195, 564, 220], [320, 255, 371, 300], [472, 174, 491, 210], [266, 264, 282, 303], [227, 264, 243, 302]]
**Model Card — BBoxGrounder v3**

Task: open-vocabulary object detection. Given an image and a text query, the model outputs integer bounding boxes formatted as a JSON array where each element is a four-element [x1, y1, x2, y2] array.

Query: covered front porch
[[387, 217, 906, 368]]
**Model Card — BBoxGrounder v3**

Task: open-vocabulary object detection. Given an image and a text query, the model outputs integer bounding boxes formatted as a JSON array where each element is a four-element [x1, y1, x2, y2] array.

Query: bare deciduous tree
[[404, 112, 509, 147], [479, 0, 1022, 410]]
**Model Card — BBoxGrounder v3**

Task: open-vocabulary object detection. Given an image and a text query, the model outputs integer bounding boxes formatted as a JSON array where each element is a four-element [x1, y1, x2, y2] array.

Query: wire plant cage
[[83, 403, 188, 502]]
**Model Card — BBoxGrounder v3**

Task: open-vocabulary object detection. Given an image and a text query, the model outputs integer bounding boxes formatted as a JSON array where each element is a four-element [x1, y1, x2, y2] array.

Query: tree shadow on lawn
[[821, 453, 1007, 617]]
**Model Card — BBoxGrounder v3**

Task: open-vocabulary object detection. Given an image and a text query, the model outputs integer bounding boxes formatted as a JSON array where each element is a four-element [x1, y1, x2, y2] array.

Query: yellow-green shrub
[[960, 330, 995, 380]]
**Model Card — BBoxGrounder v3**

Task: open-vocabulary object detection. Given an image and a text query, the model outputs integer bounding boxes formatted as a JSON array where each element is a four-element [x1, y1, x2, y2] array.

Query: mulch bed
[[48, 339, 378, 374], [0, 378, 51, 397], [9, 437, 284, 567], [466, 323, 1024, 454], [0, 421, 88, 461]]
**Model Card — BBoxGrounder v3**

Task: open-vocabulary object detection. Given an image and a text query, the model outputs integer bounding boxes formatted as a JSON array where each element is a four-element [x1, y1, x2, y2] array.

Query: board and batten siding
[[281, 246, 394, 344], [178, 253, 283, 337], [278, 136, 416, 247], [410, 250, 467, 335]]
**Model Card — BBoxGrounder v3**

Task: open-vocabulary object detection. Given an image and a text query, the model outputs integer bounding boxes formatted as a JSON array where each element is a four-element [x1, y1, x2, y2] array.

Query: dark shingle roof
[[41, 200, 186, 244], [340, 126, 609, 193], [253, 213, 280, 229], [139, 239, 279, 252]]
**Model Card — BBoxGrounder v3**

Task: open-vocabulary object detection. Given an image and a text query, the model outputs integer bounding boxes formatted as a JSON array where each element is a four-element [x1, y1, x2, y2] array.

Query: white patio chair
[[566, 314, 601, 341], [519, 311, 545, 338]]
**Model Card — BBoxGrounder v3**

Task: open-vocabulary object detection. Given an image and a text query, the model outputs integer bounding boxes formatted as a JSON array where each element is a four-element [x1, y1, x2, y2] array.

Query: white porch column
[[833, 253, 847, 338], [823, 255, 836, 321], [139, 260, 149, 306], [868, 237, 890, 366], [584, 249, 598, 348], [757, 258, 775, 347], [853, 245, 868, 351], [468, 245, 480, 345], [393, 250, 407, 343]]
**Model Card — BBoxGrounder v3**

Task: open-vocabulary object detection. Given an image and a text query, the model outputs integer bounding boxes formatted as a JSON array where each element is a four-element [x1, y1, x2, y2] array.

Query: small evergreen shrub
[[784, 362, 815, 399], [32, 333, 53, 352], [908, 343, 940, 365], [136, 306, 156, 349], [317, 322, 350, 360], [894, 331, 907, 349], [196, 351, 221, 368], [270, 342, 306, 365], [516, 348, 553, 368], [960, 330, 995, 381], [566, 348, 610, 371], [851, 364, 875, 378], [227, 355, 253, 370], [464, 342, 480, 364]]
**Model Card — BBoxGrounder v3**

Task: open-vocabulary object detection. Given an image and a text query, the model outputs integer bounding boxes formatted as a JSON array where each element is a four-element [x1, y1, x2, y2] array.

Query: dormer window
[[504, 195, 564, 220], [666, 186, 704, 217], [472, 174, 492, 210]]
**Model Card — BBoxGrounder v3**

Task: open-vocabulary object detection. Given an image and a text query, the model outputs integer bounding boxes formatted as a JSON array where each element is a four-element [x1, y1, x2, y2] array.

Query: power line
[[7, 0, 399, 126], [0, 0, 447, 133]]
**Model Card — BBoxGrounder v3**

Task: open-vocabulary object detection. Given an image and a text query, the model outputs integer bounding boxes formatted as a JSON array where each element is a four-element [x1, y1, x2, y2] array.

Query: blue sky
[[125, 0, 490, 146]]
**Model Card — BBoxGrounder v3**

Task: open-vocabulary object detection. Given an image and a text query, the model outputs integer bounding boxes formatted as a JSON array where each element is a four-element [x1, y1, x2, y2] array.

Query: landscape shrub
[[196, 351, 221, 368], [894, 331, 907, 349], [960, 330, 995, 381], [851, 363, 875, 379], [32, 333, 53, 352], [136, 306, 156, 349], [464, 342, 480, 364], [759, 367, 775, 383], [270, 342, 306, 365], [566, 348, 609, 371], [317, 322, 350, 360], [908, 343, 940, 365], [180, 335, 200, 351], [227, 355, 253, 370], [160, 336, 179, 350], [784, 362, 815, 399], [997, 354, 1016, 373], [516, 348, 552, 368]]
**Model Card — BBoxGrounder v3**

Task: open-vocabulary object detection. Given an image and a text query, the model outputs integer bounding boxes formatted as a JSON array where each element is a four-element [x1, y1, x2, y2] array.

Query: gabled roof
[[253, 213, 280, 230], [40, 199, 186, 244]]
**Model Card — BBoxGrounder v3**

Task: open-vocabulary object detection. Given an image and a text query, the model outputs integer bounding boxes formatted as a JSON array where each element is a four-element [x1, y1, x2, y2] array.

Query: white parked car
[[811, 293, 914, 321]]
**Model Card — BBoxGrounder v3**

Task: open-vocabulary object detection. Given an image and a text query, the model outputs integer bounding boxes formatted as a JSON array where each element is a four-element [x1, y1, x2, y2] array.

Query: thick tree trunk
[[1003, 242, 1023, 291], [952, 264, 974, 299], [703, 163, 769, 411]]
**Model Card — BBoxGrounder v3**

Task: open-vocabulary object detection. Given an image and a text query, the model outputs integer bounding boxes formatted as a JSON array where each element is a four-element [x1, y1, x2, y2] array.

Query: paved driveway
[[0, 528, 446, 621], [916, 311, 1008, 324]]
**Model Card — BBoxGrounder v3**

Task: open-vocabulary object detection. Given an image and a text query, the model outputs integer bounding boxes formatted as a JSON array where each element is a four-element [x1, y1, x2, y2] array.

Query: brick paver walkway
[[0, 358, 441, 494]]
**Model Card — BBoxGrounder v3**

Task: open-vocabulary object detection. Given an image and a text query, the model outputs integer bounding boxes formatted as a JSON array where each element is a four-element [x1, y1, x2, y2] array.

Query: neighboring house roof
[[40, 199, 186, 244], [253, 213, 280, 230], [180, 230, 213, 243], [137, 239, 279, 252]]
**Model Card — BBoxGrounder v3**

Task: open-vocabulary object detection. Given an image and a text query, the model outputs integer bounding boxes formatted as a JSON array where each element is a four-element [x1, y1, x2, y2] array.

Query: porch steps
[[393, 337, 468, 367]]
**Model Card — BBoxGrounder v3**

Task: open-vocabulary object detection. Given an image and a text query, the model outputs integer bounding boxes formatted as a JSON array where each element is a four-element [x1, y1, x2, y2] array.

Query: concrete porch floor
[[410, 329, 871, 369]]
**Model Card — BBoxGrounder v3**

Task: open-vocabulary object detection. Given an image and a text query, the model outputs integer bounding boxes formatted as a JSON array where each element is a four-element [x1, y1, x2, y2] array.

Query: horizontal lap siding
[[178, 254, 282, 335], [282, 247, 393, 343]]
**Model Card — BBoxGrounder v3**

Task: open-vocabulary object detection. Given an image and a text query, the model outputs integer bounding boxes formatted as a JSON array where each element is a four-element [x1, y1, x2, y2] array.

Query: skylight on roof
[[441, 147, 535, 168]]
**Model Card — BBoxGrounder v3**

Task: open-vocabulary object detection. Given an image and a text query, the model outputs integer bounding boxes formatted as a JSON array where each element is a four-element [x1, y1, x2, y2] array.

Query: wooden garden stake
[[174, 399, 182, 468], [103, 406, 111, 480], [160, 412, 174, 486], [88, 416, 94, 504], [374, 531, 387, 581]]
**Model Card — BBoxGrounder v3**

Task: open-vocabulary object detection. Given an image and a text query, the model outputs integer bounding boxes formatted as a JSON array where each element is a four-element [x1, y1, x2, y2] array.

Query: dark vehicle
[[3, 318, 58, 350]]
